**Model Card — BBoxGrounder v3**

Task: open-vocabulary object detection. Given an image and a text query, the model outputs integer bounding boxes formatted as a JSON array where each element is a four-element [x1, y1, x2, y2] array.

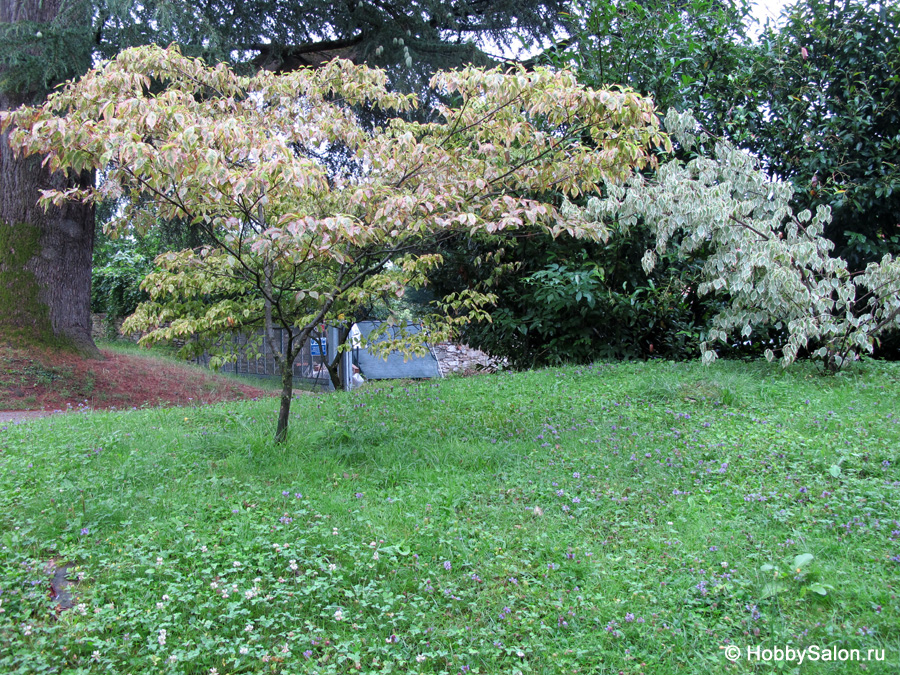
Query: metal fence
[[191, 326, 335, 390], [192, 322, 442, 391]]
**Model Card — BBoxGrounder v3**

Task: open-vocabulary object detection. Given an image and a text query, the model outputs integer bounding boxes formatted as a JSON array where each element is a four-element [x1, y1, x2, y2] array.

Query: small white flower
[[161, 594, 170, 601], [158, 629, 167, 646], [233, 561, 241, 568], [289, 560, 298, 571], [334, 609, 344, 621], [91, 650, 101, 662], [328, 563, 337, 571], [721, 562, 729, 568], [168, 655, 177, 664], [209, 669, 219, 675], [239, 645, 249, 655], [200, 545, 208, 553], [156, 556, 163, 565], [210, 581, 218, 589], [23, 625, 33, 636], [416, 654, 427, 663], [244, 623, 254, 632], [373, 551, 379, 560]]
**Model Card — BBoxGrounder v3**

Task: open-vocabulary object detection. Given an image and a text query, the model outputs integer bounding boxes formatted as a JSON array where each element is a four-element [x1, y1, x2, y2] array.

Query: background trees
[[734, 0, 900, 268], [4, 0, 897, 371], [0, 0, 568, 353], [435, 0, 900, 367]]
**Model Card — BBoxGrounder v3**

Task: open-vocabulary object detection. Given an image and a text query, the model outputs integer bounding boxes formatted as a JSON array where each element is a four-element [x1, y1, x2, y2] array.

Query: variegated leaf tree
[[591, 110, 900, 373], [2, 44, 667, 441]]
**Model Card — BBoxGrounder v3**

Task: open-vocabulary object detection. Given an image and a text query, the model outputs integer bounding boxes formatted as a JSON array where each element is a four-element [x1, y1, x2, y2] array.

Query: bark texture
[[0, 0, 97, 354]]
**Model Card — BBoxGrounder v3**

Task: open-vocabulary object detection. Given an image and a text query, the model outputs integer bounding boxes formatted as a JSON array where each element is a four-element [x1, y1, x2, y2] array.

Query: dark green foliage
[[430, 229, 714, 367], [431, 0, 751, 367], [90, 198, 211, 330], [734, 0, 900, 267], [90, 239, 152, 327], [568, 0, 755, 133], [0, 1, 92, 98]]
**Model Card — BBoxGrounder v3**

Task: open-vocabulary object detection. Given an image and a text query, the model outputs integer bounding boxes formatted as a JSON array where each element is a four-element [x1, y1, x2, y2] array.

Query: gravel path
[[0, 410, 58, 425]]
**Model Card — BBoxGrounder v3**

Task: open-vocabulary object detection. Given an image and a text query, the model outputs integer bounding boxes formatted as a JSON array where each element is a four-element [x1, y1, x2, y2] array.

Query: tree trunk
[[275, 356, 294, 443], [0, 0, 98, 355]]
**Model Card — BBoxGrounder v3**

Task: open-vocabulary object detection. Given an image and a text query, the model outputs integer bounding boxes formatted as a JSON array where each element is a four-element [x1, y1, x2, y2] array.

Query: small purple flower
[[282, 490, 290, 497], [279, 515, 293, 524], [295, 493, 303, 499], [355, 492, 364, 499], [80, 527, 89, 536], [303, 650, 313, 659], [443, 561, 452, 570], [624, 612, 635, 623]]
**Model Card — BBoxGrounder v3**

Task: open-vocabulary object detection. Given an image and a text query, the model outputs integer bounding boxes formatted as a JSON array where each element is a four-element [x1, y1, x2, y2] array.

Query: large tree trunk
[[0, 0, 98, 355]]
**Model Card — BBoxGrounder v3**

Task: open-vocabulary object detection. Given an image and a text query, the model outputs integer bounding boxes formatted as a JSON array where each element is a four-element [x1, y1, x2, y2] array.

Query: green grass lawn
[[1, 359, 898, 674]]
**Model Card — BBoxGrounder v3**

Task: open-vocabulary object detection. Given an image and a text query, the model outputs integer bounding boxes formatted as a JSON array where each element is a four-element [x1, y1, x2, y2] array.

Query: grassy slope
[[0, 360, 898, 673]]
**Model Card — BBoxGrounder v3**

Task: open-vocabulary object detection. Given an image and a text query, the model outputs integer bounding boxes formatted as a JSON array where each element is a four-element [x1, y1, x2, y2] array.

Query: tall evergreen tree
[[1, 0, 568, 352]]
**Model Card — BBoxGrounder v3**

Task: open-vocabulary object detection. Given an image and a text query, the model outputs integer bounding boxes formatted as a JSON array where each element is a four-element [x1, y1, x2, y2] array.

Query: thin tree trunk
[[0, 0, 98, 355], [275, 354, 294, 443], [323, 325, 349, 391]]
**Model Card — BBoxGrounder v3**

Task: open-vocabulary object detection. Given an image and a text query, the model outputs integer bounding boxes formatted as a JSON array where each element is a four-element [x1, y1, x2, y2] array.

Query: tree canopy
[[2, 44, 667, 438], [0, 0, 569, 353]]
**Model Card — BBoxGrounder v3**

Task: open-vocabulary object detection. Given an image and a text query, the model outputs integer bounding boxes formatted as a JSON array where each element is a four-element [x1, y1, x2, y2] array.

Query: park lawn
[[0, 359, 898, 674]]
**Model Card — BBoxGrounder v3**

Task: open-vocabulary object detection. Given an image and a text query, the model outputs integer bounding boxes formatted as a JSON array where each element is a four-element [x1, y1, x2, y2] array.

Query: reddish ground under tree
[[0, 342, 276, 413]]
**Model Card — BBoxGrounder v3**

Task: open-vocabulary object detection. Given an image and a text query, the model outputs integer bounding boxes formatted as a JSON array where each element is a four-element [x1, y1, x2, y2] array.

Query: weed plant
[[0, 360, 898, 673]]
